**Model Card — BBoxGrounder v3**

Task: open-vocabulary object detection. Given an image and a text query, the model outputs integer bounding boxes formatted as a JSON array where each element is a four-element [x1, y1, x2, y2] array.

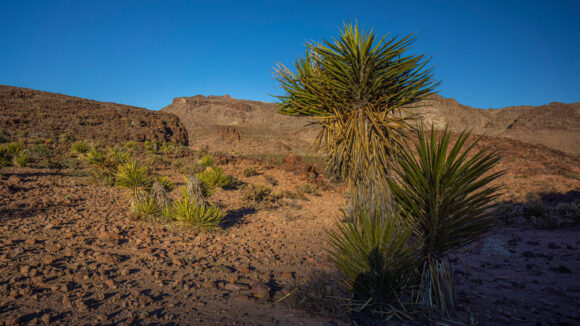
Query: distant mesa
[[163, 93, 580, 155], [0, 85, 188, 145]]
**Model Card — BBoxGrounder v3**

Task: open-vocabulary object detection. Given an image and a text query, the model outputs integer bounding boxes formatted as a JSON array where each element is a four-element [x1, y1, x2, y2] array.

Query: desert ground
[[1, 86, 579, 325]]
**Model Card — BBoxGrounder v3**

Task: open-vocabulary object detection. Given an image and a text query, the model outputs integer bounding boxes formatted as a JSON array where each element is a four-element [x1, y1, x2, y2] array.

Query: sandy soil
[[0, 145, 579, 325]]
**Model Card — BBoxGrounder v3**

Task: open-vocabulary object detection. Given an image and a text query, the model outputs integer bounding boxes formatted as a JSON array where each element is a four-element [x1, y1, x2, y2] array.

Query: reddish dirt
[[0, 136, 579, 325]]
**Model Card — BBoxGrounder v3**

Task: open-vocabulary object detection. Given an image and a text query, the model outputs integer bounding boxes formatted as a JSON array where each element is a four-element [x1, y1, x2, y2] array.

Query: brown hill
[[0, 85, 188, 145], [163, 93, 579, 154]]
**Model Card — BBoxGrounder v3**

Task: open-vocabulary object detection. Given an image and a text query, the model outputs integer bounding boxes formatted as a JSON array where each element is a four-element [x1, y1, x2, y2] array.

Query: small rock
[[62, 295, 73, 309], [98, 231, 119, 242]]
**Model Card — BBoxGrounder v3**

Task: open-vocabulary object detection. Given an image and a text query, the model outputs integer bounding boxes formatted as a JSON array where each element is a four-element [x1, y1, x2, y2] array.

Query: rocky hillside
[[0, 85, 188, 145], [163, 93, 579, 155], [162, 95, 318, 155], [412, 95, 580, 153]]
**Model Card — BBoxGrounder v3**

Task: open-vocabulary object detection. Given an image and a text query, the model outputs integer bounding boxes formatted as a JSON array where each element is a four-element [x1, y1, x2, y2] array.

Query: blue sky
[[1, 0, 578, 110]]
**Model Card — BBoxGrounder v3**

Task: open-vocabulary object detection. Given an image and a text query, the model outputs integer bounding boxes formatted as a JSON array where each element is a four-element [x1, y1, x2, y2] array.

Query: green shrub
[[196, 167, 231, 196], [14, 150, 30, 167], [198, 155, 214, 167], [156, 175, 175, 192], [168, 199, 224, 230], [242, 166, 259, 177], [107, 145, 130, 166], [71, 141, 90, 154], [239, 184, 283, 208]]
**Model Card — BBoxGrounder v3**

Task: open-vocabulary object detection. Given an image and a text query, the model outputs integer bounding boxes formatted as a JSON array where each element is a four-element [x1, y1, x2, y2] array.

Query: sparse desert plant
[[327, 209, 417, 313], [115, 160, 153, 200], [85, 147, 116, 185], [199, 144, 210, 156], [5, 142, 24, 155], [196, 167, 231, 196], [198, 155, 214, 167], [107, 145, 130, 166], [389, 126, 504, 316], [0, 156, 9, 170], [239, 184, 283, 208], [275, 22, 438, 218], [71, 140, 90, 154], [156, 175, 175, 192], [124, 141, 137, 149], [295, 183, 319, 197], [553, 201, 580, 221], [134, 195, 162, 219], [168, 198, 224, 230], [14, 150, 30, 167], [242, 166, 259, 177]]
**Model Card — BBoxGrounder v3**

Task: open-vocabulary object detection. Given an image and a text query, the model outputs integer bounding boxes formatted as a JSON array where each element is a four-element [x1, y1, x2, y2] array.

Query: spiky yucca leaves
[[0, 156, 9, 170], [389, 126, 504, 316], [169, 198, 224, 230], [275, 22, 438, 219], [115, 160, 153, 202], [86, 147, 117, 185], [134, 195, 162, 220], [196, 167, 231, 197], [107, 145, 130, 166], [14, 150, 30, 167], [327, 209, 417, 313]]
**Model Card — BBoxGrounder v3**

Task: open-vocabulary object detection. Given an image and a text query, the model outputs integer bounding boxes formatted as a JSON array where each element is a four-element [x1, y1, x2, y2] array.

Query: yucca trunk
[[416, 255, 454, 316]]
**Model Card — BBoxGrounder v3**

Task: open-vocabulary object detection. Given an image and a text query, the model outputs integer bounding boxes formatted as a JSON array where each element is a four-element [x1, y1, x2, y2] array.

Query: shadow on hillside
[[222, 207, 256, 229], [0, 206, 49, 221], [495, 190, 580, 228]]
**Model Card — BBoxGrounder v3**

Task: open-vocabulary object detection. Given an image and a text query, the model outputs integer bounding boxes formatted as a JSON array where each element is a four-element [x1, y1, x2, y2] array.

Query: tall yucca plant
[[275, 22, 438, 218], [389, 126, 504, 316]]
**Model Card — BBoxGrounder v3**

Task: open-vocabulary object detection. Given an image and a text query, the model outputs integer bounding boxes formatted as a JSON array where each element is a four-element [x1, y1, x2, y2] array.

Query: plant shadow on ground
[[221, 207, 257, 229]]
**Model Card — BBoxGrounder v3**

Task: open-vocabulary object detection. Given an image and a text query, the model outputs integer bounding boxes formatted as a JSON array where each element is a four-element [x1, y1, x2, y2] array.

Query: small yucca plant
[[5, 142, 24, 155], [107, 145, 130, 166], [115, 160, 153, 200], [169, 198, 224, 230], [327, 209, 417, 313], [134, 195, 162, 220], [196, 167, 231, 197], [198, 155, 214, 167], [0, 156, 9, 170], [14, 150, 30, 167], [389, 125, 504, 316], [71, 141, 90, 154]]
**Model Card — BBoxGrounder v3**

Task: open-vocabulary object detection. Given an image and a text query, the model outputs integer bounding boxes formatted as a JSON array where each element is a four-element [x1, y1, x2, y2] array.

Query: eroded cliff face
[[0, 85, 188, 145]]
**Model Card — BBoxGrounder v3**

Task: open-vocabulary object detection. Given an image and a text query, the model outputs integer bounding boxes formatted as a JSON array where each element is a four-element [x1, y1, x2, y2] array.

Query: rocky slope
[[0, 85, 188, 145], [163, 93, 579, 154]]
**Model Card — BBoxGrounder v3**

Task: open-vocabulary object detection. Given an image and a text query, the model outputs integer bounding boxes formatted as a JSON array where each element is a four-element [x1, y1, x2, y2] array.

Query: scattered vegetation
[[295, 183, 319, 197], [263, 174, 278, 186], [71, 140, 90, 154], [168, 198, 224, 230], [14, 150, 30, 167], [198, 155, 214, 167], [239, 184, 284, 208], [242, 166, 259, 177], [196, 166, 232, 196]]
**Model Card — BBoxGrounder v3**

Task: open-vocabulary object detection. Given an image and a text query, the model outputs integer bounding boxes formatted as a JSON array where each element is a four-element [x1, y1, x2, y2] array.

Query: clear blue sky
[[1, 0, 578, 110]]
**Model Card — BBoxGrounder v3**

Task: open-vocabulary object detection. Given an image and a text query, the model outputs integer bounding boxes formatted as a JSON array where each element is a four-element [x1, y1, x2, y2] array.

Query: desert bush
[[14, 150, 30, 167], [239, 184, 283, 208], [156, 175, 175, 192], [196, 167, 231, 196], [327, 209, 417, 313], [198, 155, 214, 167], [389, 126, 504, 316], [168, 198, 224, 230], [144, 140, 160, 153], [107, 145, 130, 166], [242, 166, 259, 177], [263, 174, 278, 186], [553, 201, 580, 221], [71, 141, 90, 154], [86, 148, 116, 185], [124, 141, 137, 149], [295, 183, 319, 197]]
